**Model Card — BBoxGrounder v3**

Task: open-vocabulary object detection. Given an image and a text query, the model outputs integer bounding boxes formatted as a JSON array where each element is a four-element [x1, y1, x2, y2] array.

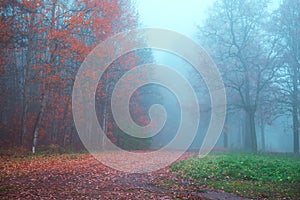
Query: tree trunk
[[292, 107, 299, 154], [244, 112, 252, 151], [223, 131, 228, 148], [101, 79, 110, 150], [292, 63, 299, 154], [238, 116, 244, 149], [260, 122, 266, 151], [32, 94, 47, 153], [21, 6, 36, 149], [62, 95, 71, 147], [259, 113, 266, 151], [249, 111, 257, 152], [21, 102, 28, 146], [102, 95, 108, 149]]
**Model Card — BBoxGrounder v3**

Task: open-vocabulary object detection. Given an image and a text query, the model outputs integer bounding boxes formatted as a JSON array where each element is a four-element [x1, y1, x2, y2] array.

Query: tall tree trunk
[[292, 74, 299, 154], [21, 10, 36, 148], [292, 62, 299, 154], [244, 112, 251, 151], [223, 131, 228, 148], [102, 94, 108, 149], [292, 109, 299, 154], [32, 93, 47, 153], [239, 117, 244, 149], [21, 102, 28, 146], [62, 95, 72, 147], [260, 118, 266, 151], [249, 111, 257, 152], [101, 78, 110, 150]]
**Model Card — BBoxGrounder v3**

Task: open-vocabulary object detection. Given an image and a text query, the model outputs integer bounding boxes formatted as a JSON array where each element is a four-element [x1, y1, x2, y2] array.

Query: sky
[[136, 0, 215, 39], [135, 1, 217, 136], [135, 0, 216, 66], [136, 0, 281, 63], [136, 0, 281, 39]]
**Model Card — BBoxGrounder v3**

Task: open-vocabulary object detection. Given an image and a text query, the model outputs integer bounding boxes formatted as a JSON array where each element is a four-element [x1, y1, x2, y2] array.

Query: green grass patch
[[171, 153, 300, 199]]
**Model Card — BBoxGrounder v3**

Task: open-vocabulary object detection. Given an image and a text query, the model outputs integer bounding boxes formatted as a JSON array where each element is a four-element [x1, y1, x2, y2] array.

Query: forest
[[1, 0, 300, 199], [0, 0, 154, 153], [0, 0, 300, 153]]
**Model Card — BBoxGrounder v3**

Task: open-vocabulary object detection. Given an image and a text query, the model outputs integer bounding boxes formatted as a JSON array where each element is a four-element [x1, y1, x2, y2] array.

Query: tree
[[198, 0, 278, 152], [272, 0, 300, 154], [95, 48, 154, 150], [0, 0, 141, 152]]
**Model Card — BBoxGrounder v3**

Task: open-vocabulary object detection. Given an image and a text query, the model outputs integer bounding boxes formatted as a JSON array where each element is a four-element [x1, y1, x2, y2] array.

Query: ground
[[0, 152, 249, 200]]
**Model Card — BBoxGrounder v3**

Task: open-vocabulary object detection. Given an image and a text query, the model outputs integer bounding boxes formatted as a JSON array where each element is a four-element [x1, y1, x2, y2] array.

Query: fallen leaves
[[0, 151, 245, 199]]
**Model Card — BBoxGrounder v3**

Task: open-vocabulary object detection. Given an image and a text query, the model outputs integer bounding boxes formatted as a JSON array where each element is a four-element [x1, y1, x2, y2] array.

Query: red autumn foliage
[[0, 0, 149, 152]]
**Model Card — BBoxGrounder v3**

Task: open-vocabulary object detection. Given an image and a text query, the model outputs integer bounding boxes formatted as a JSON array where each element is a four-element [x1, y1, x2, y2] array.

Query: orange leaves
[[0, 152, 203, 199], [22, 0, 35, 9], [107, 131, 113, 136], [22, 0, 44, 10], [34, 63, 42, 70], [51, 73, 61, 82], [1, 0, 139, 150], [66, 11, 86, 30], [35, 54, 42, 60], [56, 105, 65, 114]]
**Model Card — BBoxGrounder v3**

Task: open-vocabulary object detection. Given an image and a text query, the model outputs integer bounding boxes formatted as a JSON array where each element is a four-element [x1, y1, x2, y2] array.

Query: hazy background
[[135, 0, 294, 152]]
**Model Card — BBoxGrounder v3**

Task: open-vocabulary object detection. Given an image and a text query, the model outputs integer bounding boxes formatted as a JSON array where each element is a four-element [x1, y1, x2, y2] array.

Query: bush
[[38, 144, 65, 154], [113, 128, 152, 150], [0, 147, 29, 158]]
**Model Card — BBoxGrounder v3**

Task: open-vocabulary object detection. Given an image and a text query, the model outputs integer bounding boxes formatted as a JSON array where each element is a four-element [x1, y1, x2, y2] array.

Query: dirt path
[[0, 152, 249, 199]]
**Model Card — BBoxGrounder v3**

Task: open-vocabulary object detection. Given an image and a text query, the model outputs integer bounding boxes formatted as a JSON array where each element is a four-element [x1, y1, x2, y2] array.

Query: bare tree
[[272, 0, 300, 154], [198, 0, 279, 152]]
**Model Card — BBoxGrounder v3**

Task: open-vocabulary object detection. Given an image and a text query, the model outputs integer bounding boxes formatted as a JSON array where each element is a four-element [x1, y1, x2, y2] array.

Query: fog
[[0, 0, 298, 155], [136, 0, 298, 153]]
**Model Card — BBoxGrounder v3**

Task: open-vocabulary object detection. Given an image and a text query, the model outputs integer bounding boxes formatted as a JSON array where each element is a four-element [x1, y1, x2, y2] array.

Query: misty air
[[0, 0, 299, 199]]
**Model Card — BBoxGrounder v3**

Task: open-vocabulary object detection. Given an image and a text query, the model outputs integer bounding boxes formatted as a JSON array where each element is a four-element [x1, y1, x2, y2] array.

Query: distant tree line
[[198, 0, 299, 153]]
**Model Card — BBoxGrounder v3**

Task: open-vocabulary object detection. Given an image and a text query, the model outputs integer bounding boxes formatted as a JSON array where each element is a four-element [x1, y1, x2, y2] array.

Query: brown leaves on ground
[[0, 152, 247, 200]]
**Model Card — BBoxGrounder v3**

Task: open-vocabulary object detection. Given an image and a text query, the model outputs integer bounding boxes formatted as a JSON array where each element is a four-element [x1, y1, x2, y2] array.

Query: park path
[[0, 152, 249, 199]]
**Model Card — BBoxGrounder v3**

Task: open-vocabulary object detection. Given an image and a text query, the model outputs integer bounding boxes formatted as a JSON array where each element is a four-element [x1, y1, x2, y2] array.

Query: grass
[[171, 153, 300, 199]]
